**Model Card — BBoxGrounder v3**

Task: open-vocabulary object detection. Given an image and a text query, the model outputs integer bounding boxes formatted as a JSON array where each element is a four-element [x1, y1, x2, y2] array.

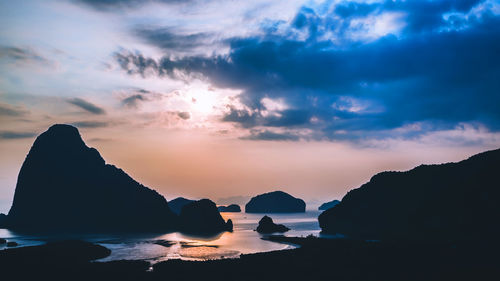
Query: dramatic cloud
[[67, 98, 106, 115], [114, 0, 500, 141], [0, 130, 36, 139]]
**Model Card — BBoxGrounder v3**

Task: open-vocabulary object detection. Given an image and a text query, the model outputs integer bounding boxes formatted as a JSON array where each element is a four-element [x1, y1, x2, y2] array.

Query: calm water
[[0, 211, 323, 263]]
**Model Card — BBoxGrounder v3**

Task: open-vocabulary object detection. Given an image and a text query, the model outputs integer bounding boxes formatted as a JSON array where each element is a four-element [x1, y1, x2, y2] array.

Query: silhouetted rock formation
[[217, 204, 241, 212], [168, 197, 195, 215], [319, 148, 500, 241], [245, 191, 305, 213], [7, 241, 18, 247], [256, 216, 290, 233], [318, 200, 340, 210], [5, 124, 177, 233], [179, 199, 233, 235], [0, 238, 6, 244]]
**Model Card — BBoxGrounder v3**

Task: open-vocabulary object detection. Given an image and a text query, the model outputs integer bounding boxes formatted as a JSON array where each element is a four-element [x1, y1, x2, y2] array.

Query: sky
[[1, 0, 499, 212]]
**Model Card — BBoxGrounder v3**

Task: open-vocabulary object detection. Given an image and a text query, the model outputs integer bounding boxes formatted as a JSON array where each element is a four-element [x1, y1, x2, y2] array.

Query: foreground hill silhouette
[[245, 191, 305, 213], [319, 148, 500, 241], [2, 237, 499, 281], [2, 124, 177, 232]]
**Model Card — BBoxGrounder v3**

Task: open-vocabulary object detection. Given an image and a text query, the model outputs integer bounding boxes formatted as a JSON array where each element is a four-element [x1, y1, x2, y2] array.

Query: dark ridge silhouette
[[178, 199, 233, 235], [319, 148, 500, 241], [5, 124, 177, 233], [245, 191, 305, 213], [217, 204, 241, 212], [256, 216, 290, 233], [318, 199, 340, 210], [168, 197, 195, 215]]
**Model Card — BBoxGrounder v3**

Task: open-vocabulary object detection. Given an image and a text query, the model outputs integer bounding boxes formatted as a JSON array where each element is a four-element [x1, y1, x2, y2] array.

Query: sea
[[0, 210, 328, 263]]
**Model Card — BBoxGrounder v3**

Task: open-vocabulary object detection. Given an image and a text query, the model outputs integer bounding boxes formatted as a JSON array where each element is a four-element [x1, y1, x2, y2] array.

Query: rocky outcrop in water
[[245, 191, 305, 213], [319, 148, 500, 241], [179, 199, 233, 235], [5, 124, 177, 233], [318, 200, 340, 210], [256, 216, 289, 233], [168, 197, 195, 215], [217, 204, 241, 212]]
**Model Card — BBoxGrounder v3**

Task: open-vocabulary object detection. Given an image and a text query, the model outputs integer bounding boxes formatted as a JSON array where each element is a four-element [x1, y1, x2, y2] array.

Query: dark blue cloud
[[134, 27, 214, 52], [242, 130, 300, 141], [115, 0, 500, 141]]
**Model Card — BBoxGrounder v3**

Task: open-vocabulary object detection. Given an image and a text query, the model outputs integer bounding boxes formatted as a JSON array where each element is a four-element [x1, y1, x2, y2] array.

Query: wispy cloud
[[67, 98, 106, 115], [71, 121, 109, 128], [0, 130, 36, 139], [0, 46, 51, 65], [0, 102, 29, 117]]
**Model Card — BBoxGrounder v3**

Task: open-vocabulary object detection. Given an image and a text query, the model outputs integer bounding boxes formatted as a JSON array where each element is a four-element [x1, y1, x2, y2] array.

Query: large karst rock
[[245, 191, 305, 213], [4, 124, 177, 232], [179, 199, 233, 235], [319, 148, 500, 241]]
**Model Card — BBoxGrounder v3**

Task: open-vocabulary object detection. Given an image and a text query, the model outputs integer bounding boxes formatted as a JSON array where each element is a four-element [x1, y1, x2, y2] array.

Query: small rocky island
[[318, 200, 340, 210], [217, 204, 241, 212], [168, 197, 195, 215], [179, 199, 233, 234], [245, 191, 305, 213], [256, 216, 290, 233]]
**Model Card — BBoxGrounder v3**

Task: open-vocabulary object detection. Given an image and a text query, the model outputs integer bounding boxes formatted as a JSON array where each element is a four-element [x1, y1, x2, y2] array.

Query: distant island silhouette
[[217, 204, 241, 212], [319, 148, 500, 241], [245, 191, 305, 213], [318, 199, 340, 210], [0, 124, 232, 236]]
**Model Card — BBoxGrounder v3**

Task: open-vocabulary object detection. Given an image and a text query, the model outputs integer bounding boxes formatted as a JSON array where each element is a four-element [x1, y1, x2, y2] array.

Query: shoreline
[[1, 237, 499, 281]]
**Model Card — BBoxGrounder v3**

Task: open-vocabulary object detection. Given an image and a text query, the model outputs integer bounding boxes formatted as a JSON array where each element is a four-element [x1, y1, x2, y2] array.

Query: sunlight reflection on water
[[0, 211, 322, 263]]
